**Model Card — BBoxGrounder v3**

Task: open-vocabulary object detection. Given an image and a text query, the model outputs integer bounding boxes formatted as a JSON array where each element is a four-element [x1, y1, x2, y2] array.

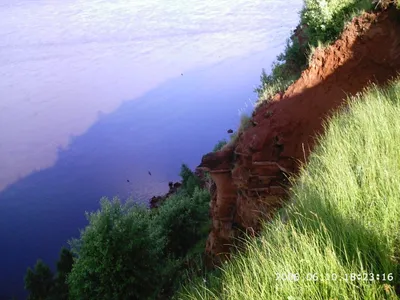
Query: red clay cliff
[[197, 8, 400, 264]]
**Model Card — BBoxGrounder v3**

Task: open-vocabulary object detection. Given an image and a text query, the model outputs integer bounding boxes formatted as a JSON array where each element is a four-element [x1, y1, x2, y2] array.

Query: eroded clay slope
[[198, 8, 400, 263]]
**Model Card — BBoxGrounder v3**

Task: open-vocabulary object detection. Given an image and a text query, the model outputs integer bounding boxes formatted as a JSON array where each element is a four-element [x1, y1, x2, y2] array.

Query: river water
[[0, 0, 302, 297]]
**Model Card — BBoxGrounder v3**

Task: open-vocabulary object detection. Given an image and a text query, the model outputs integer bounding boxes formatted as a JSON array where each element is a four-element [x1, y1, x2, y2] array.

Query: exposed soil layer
[[197, 8, 400, 264]]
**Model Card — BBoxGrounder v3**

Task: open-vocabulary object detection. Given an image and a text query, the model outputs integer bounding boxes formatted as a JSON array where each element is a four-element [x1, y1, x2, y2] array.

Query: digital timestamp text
[[275, 272, 394, 282]]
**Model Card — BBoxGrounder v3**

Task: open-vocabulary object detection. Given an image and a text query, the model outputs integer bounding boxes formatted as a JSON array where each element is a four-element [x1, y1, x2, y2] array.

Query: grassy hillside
[[179, 81, 400, 299]]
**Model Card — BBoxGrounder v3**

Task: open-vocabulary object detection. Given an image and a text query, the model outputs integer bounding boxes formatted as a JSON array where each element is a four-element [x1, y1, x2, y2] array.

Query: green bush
[[67, 198, 164, 300], [254, 33, 308, 101], [152, 187, 211, 295], [25, 130, 222, 300], [24, 248, 74, 300], [301, 0, 373, 46], [154, 188, 210, 258], [254, 34, 307, 104], [180, 164, 201, 196], [61, 164, 210, 300], [24, 260, 54, 300], [53, 248, 74, 300]]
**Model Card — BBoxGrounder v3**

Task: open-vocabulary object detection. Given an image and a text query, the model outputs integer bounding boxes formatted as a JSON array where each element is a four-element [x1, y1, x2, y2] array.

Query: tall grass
[[179, 80, 400, 299], [254, 68, 297, 105]]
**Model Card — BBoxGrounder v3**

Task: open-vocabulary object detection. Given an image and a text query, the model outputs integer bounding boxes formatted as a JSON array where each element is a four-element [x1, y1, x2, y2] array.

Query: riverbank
[[22, 1, 400, 300]]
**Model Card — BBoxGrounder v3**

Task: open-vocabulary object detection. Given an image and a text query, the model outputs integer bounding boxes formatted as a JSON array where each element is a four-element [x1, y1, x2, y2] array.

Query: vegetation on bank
[[24, 248, 73, 300], [24, 164, 212, 300], [180, 79, 400, 300], [254, 0, 375, 104]]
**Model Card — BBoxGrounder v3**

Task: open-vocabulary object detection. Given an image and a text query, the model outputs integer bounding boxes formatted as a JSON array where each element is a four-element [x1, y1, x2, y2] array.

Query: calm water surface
[[0, 0, 302, 297]]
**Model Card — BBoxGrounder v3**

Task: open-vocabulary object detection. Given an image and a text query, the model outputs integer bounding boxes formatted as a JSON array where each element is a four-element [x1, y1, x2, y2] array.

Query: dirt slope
[[197, 7, 400, 264]]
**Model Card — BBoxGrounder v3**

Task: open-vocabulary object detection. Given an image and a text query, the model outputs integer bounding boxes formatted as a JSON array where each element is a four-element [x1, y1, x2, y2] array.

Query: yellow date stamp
[[275, 272, 394, 282]]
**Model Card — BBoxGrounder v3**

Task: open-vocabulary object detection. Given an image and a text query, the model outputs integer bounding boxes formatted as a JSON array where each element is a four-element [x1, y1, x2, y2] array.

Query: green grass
[[178, 80, 400, 299], [254, 68, 297, 105]]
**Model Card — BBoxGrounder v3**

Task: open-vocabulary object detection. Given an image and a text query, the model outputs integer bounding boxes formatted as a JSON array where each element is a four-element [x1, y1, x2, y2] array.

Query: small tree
[[24, 247, 74, 300], [53, 247, 73, 300], [67, 198, 164, 300], [154, 188, 210, 258], [151, 187, 211, 296], [24, 260, 54, 300], [179, 164, 201, 196]]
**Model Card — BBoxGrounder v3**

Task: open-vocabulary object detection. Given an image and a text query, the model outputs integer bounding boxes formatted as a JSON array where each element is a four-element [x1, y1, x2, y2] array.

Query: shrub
[[153, 164, 211, 296], [65, 163, 211, 300], [154, 188, 210, 258], [52, 247, 74, 300], [254, 35, 306, 105], [24, 260, 54, 300], [301, 0, 373, 46], [24, 248, 74, 300], [26, 146, 213, 300], [152, 187, 211, 296], [180, 164, 201, 196], [67, 198, 164, 300]]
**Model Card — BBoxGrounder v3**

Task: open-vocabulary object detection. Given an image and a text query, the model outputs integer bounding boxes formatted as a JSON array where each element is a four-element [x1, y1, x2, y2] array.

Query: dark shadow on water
[[0, 50, 274, 299]]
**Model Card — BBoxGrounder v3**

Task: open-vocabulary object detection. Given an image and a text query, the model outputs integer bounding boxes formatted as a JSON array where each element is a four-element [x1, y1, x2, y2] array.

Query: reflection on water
[[0, 0, 301, 192], [0, 0, 302, 297]]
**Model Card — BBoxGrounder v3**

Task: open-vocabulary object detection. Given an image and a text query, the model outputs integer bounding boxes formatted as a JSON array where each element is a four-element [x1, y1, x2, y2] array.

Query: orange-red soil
[[197, 8, 400, 264]]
